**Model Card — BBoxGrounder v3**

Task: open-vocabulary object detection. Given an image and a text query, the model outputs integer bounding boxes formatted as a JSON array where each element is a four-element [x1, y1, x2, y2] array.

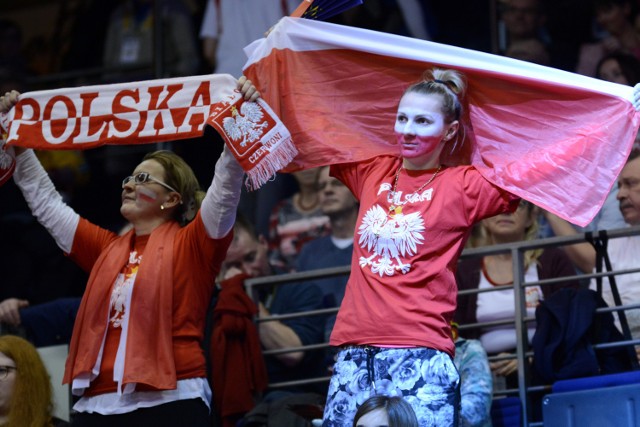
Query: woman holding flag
[[0, 77, 259, 426], [321, 67, 521, 426]]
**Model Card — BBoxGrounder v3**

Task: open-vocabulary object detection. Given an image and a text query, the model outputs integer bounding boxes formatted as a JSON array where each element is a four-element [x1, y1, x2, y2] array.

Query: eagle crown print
[[222, 102, 269, 147], [358, 184, 432, 276]]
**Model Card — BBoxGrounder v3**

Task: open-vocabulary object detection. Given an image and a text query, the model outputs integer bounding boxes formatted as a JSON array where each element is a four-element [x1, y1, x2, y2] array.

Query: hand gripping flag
[[0, 74, 295, 191], [290, 0, 364, 20], [243, 17, 640, 227]]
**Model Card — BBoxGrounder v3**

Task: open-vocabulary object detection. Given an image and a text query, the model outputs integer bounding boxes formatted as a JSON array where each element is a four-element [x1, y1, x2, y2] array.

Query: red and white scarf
[[243, 17, 640, 227], [0, 74, 296, 190]]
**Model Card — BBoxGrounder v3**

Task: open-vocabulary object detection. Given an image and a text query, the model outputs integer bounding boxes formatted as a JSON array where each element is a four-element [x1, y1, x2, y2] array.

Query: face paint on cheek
[[137, 186, 159, 204]]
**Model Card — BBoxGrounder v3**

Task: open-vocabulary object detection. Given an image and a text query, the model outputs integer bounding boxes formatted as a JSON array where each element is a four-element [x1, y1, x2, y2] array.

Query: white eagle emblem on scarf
[[222, 102, 269, 147], [358, 204, 425, 276]]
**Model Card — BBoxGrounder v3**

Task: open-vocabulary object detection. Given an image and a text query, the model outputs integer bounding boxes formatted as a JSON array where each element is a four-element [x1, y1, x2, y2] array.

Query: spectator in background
[[199, 0, 299, 76], [0, 335, 69, 426], [295, 166, 357, 343], [505, 37, 551, 65], [103, 0, 200, 82], [499, 0, 549, 52], [543, 150, 640, 359], [576, 0, 640, 77], [596, 51, 640, 83], [451, 322, 493, 427], [456, 201, 580, 390], [499, 0, 580, 71], [269, 168, 330, 272], [221, 215, 326, 401]]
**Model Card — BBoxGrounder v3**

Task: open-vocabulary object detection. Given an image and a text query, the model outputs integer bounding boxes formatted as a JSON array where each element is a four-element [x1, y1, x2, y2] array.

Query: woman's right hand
[[0, 90, 19, 114]]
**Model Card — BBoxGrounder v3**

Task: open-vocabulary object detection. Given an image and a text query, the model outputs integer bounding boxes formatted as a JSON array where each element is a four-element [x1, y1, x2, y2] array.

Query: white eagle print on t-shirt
[[358, 197, 426, 276]]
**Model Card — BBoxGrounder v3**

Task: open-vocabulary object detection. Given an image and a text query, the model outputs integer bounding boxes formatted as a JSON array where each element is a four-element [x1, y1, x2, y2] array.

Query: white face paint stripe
[[137, 186, 158, 203]]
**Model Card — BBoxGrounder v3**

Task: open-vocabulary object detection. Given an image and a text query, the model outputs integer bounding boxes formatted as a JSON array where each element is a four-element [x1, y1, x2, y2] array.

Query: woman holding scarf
[[0, 77, 259, 426]]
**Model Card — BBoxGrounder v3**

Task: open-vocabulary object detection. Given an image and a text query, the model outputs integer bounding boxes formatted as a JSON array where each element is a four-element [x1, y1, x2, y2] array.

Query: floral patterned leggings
[[322, 346, 460, 427]]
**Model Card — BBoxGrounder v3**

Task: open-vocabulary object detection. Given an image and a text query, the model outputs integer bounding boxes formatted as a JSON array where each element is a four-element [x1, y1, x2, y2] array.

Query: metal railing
[[245, 225, 640, 426]]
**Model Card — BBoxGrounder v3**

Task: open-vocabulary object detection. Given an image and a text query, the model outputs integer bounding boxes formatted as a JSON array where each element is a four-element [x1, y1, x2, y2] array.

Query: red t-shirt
[[69, 212, 231, 395], [330, 156, 518, 356]]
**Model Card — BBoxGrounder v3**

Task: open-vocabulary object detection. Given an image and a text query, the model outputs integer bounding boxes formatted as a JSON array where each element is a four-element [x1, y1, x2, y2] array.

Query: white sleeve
[[396, 0, 431, 40], [200, 146, 244, 239], [12, 150, 80, 253], [199, 0, 219, 39]]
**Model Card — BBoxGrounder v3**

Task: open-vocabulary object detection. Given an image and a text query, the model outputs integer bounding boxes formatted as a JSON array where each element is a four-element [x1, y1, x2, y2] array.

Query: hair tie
[[433, 79, 447, 85]]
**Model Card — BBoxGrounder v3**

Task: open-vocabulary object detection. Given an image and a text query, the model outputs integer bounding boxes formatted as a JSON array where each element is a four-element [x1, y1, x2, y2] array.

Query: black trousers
[[71, 398, 210, 427]]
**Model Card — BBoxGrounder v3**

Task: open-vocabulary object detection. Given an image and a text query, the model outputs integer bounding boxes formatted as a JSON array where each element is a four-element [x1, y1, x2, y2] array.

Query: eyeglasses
[[122, 172, 180, 194], [0, 366, 16, 380]]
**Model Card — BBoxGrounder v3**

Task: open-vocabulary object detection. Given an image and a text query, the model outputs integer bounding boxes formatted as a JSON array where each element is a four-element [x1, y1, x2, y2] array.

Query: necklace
[[389, 164, 442, 213], [296, 193, 318, 212], [481, 257, 513, 286]]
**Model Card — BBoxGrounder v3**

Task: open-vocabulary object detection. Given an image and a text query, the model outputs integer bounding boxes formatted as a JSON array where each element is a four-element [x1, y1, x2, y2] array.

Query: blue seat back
[[490, 397, 522, 427], [543, 383, 640, 427]]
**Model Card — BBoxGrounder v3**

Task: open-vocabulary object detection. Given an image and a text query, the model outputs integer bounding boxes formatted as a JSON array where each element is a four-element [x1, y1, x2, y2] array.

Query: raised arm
[[199, 76, 260, 239], [1, 91, 79, 253], [543, 211, 596, 273]]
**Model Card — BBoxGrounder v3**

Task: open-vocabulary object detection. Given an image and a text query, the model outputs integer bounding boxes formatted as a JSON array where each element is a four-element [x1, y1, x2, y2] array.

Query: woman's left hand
[[237, 76, 260, 102]]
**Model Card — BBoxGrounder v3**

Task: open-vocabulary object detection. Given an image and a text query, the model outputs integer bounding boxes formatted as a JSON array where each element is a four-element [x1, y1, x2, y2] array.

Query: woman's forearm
[[13, 149, 79, 253]]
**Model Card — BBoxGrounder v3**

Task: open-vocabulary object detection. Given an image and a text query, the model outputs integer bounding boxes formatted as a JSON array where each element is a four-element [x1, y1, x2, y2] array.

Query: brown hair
[[143, 150, 206, 226], [403, 68, 467, 124], [0, 335, 55, 427], [353, 395, 419, 427]]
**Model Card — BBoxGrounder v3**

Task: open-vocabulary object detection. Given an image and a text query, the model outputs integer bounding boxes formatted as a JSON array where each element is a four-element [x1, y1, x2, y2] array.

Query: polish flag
[[243, 17, 640, 227]]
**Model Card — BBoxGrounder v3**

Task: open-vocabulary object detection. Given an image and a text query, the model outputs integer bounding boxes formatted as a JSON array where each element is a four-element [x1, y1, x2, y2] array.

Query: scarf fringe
[[244, 137, 298, 191]]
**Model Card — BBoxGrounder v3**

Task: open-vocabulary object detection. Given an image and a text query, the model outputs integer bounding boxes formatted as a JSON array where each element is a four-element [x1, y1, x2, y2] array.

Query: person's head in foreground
[[352, 395, 419, 427], [0, 335, 56, 427]]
